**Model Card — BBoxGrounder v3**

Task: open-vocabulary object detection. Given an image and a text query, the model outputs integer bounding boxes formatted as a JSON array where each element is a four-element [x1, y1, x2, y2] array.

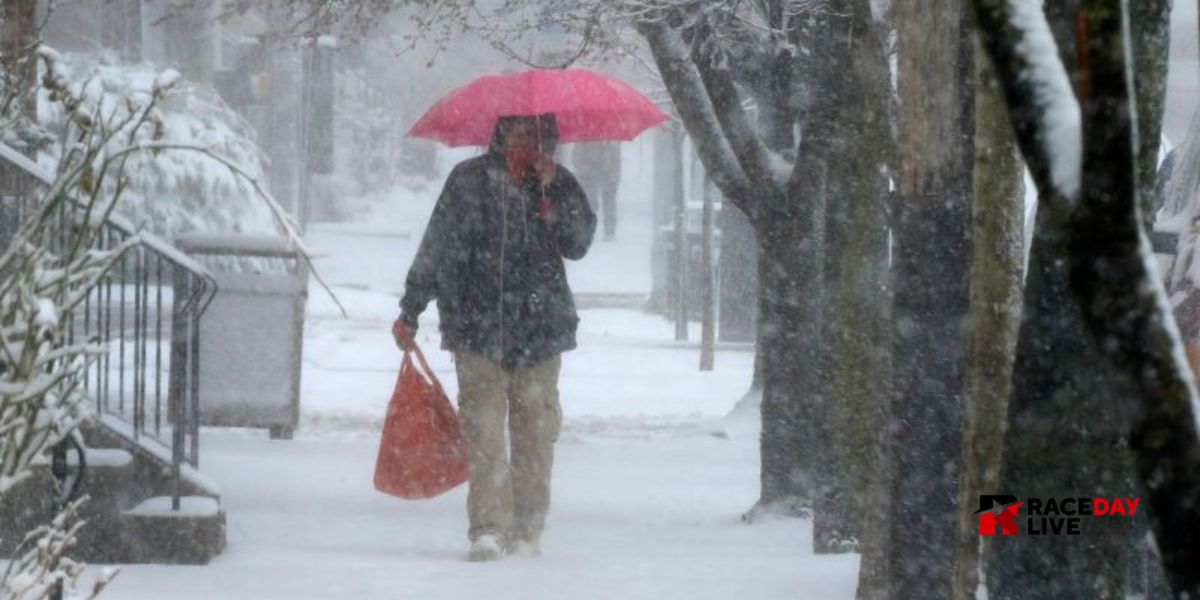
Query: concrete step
[[69, 447, 138, 562], [1, 446, 138, 562], [0, 444, 226, 564], [118, 496, 226, 565]]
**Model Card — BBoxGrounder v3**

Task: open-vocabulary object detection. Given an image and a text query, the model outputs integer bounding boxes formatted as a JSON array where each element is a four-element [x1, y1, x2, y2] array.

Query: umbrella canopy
[[407, 68, 669, 147]]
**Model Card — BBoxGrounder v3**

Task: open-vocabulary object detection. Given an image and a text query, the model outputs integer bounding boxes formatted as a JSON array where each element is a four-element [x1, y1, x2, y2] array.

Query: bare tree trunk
[[1131, 0, 1171, 232], [980, 5, 1130, 599], [953, 36, 1025, 600], [752, 194, 823, 516], [725, 0, 794, 419], [638, 7, 824, 520], [1128, 3, 1174, 596], [1071, 4, 1198, 597], [747, 47, 836, 519], [806, 0, 892, 557], [1, 0, 38, 119], [886, 1, 974, 598]]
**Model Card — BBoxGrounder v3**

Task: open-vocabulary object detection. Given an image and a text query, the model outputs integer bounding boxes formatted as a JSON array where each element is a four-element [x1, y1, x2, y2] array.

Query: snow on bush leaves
[[40, 52, 279, 240]]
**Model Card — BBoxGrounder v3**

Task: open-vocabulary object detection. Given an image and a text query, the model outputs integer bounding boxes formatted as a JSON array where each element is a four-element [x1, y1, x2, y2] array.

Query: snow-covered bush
[[39, 51, 280, 240]]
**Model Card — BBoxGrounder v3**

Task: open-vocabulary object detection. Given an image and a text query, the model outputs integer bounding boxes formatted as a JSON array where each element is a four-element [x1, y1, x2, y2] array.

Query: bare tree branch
[[637, 15, 761, 223], [691, 19, 789, 200]]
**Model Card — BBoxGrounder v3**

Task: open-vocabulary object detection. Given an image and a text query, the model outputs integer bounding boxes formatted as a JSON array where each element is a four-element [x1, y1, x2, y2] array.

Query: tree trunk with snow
[[886, 1, 974, 598], [1128, 3, 1175, 595], [975, 1, 1200, 597], [953, 35, 1025, 600], [638, 8, 826, 517], [979, 2, 1133, 595], [732, 1, 825, 516], [751, 10, 832, 518]]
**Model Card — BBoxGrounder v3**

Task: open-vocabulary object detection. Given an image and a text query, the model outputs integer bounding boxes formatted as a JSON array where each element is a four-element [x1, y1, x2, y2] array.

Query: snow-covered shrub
[[39, 51, 280, 240]]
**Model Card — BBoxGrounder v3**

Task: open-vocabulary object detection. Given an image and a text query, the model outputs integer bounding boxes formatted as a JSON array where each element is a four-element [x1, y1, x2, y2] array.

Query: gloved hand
[[392, 318, 416, 351]]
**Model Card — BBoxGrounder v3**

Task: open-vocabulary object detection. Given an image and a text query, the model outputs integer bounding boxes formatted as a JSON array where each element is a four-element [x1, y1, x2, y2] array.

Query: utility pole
[[673, 126, 689, 342], [700, 174, 716, 370]]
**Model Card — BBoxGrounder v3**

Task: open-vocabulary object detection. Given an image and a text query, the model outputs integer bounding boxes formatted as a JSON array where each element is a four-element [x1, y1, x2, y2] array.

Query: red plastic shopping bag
[[374, 344, 468, 499]]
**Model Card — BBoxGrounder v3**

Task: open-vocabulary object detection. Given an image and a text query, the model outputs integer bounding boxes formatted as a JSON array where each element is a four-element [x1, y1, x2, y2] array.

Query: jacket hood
[[488, 114, 559, 156]]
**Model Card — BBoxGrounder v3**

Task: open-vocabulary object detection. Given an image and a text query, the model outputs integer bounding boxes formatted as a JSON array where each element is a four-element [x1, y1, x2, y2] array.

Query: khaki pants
[[455, 352, 562, 544]]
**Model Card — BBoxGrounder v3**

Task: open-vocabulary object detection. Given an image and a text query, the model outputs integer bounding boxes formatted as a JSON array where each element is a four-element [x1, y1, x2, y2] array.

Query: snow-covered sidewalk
[[90, 180, 859, 598], [97, 424, 857, 599], [95, 300, 860, 599]]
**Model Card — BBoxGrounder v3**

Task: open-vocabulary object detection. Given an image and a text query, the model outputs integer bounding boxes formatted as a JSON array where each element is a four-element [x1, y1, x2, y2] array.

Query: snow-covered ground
[[95, 427, 857, 599], [89, 143, 859, 599]]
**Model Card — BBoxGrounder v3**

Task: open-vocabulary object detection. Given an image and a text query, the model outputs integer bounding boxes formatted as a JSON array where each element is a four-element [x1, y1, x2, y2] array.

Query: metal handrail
[[1, 141, 217, 508]]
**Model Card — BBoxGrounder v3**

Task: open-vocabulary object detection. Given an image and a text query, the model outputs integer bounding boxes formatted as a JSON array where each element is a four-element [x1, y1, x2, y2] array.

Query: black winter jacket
[[399, 146, 596, 369]]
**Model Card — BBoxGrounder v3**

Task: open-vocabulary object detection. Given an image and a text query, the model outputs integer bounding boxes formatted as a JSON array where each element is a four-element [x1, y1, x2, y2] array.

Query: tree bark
[[637, 18, 761, 223], [746, 5, 847, 518], [1128, 3, 1174, 595], [886, 1, 974, 598], [1131, 1, 1171, 230], [1071, 4, 1200, 597], [752, 157, 824, 514], [974, 0, 1200, 597], [978, 3, 1133, 595], [953, 35, 1025, 600], [640, 9, 824, 518], [1, 0, 38, 119], [807, 0, 891, 555]]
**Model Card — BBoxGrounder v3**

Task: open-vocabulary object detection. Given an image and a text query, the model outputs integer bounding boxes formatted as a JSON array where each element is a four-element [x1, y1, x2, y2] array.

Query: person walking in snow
[[392, 114, 597, 561]]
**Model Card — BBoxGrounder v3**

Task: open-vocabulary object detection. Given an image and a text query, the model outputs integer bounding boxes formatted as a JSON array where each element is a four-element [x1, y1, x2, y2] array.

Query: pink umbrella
[[407, 68, 668, 147]]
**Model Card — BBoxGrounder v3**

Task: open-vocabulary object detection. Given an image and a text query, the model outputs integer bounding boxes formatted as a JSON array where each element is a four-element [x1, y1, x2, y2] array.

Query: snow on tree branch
[[974, 0, 1081, 203], [637, 15, 760, 222]]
